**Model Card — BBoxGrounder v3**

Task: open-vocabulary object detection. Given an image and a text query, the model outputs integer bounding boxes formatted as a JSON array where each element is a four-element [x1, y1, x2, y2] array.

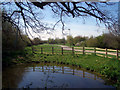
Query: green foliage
[[86, 34, 120, 49], [2, 10, 31, 66], [67, 35, 74, 46], [79, 41, 87, 47], [86, 36, 97, 47], [48, 38, 66, 44], [32, 37, 42, 45], [96, 35, 106, 48], [48, 38, 56, 44], [57, 38, 66, 44], [2, 21, 29, 50], [104, 33, 120, 49], [74, 36, 87, 45]]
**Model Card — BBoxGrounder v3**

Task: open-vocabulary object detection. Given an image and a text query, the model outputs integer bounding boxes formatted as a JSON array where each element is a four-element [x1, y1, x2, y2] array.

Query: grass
[[34, 44, 120, 59], [33, 44, 73, 54], [3, 44, 120, 87]]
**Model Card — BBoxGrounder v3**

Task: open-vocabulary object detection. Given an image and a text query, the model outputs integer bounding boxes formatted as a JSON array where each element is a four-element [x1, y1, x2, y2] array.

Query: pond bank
[[3, 63, 115, 88], [3, 46, 120, 88]]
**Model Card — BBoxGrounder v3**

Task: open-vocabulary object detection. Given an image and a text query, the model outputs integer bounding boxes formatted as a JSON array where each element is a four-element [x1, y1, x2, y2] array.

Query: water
[[2, 63, 115, 88]]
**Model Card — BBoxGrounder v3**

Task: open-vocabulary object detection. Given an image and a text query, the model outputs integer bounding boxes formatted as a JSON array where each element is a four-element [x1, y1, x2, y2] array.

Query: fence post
[[52, 47, 54, 55], [83, 70, 85, 78], [72, 47, 74, 55], [41, 47, 43, 54], [105, 48, 107, 57], [94, 47, 96, 55], [116, 49, 119, 59], [62, 47, 63, 55], [83, 47, 85, 55]]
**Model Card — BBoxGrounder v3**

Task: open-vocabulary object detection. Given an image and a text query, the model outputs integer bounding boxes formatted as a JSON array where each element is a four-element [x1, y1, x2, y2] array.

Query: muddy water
[[2, 63, 115, 88]]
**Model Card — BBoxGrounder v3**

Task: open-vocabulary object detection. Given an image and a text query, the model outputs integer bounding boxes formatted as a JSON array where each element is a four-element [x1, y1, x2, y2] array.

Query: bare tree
[[1, 1, 118, 40]]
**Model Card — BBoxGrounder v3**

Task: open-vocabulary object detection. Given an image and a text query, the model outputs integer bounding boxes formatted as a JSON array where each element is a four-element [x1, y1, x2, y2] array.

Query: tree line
[[46, 34, 120, 50]]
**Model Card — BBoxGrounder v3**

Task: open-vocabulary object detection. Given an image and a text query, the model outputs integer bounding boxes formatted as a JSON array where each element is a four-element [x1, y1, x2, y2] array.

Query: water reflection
[[2, 63, 115, 88], [2, 65, 26, 88]]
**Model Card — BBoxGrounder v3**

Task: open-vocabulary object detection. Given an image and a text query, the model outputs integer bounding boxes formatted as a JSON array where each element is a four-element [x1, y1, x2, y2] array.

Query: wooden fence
[[33, 46, 120, 60]]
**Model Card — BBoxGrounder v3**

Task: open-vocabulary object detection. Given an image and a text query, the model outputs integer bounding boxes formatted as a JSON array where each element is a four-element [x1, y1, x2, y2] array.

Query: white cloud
[[27, 20, 107, 40], [66, 24, 106, 37]]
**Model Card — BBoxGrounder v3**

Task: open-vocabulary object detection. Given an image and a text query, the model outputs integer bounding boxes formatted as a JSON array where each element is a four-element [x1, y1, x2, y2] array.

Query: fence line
[[33, 46, 120, 60]]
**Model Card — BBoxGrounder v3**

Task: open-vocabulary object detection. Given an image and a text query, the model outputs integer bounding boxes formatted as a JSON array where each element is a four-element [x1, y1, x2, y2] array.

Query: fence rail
[[33, 46, 120, 60]]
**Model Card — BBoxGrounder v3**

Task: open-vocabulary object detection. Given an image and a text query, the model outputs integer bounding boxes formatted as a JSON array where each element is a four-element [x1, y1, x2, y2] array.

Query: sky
[[2, 1, 118, 40], [28, 2, 118, 40]]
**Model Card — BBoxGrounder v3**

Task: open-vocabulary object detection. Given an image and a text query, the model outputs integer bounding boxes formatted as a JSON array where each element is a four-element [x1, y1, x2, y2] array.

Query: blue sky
[[2, 2, 118, 40], [30, 2, 118, 40]]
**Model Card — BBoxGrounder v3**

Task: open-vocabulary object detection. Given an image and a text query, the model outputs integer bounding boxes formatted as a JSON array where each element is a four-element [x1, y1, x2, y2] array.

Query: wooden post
[[42, 66, 44, 72], [105, 48, 107, 57], [33, 65, 35, 72], [83, 47, 85, 55], [62, 66, 64, 74], [94, 47, 96, 55], [116, 49, 119, 59], [72, 47, 74, 55], [94, 75, 96, 80], [83, 70, 85, 78], [52, 47, 54, 54], [53, 66, 54, 73], [41, 47, 43, 54], [62, 47, 63, 55], [73, 68, 74, 75]]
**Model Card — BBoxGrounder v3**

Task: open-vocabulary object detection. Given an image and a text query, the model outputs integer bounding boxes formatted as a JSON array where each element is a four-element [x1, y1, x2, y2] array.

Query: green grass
[[33, 44, 72, 54], [33, 44, 60, 48], [34, 45, 119, 59], [3, 44, 120, 87]]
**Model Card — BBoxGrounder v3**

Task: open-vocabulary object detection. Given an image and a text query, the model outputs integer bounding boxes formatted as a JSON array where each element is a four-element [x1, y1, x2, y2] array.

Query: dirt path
[[57, 45, 72, 50]]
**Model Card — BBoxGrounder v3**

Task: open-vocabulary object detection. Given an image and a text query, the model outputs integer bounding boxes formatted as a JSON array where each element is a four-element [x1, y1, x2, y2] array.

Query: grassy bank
[[3, 44, 120, 87], [3, 50, 26, 66]]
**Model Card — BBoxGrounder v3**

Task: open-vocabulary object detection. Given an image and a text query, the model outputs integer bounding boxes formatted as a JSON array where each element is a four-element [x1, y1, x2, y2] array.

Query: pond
[[2, 63, 115, 88]]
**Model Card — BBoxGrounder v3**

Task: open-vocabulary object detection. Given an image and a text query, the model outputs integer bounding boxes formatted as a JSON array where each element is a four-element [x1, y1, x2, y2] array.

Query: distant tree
[[54, 38, 66, 44], [74, 36, 82, 44], [104, 33, 120, 49], [55, 38, 59, 44], [74, 36, 87, 44], [86, 36, 97, 47], [67, 35, 74, 46], [96, 35, 106, 48], [86, 34, 120, 49], [33, 37, 42, 45], [59, 38, 66, 44], [48, 38, 56, 44]]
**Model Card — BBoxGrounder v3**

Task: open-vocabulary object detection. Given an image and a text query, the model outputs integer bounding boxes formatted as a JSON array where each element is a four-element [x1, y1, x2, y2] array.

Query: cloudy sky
[[27, 2, 118, 40]]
